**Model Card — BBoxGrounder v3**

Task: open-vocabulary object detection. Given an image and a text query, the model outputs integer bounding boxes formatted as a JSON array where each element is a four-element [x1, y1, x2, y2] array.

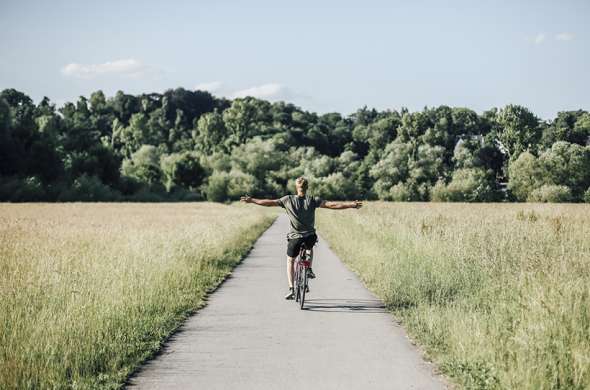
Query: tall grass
[[0, 203, 275, 389], [317, 202, 590, 389]]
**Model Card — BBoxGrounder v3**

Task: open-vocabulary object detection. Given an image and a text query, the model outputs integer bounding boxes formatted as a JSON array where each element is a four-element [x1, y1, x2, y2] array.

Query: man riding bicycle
[[240, 177, 362, 300]]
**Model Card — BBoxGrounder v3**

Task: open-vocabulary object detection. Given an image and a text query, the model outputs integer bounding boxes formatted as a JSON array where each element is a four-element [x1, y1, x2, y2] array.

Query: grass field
[[0, 203, 275, 389], [317, 203, 590, 390]]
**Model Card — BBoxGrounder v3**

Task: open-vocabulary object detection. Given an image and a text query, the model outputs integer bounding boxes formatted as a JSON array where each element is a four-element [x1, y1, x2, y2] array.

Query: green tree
[[313, 172, 358, 200], [507, 152, 545, 201], [222, 97, 271, 147], [528, 185, 572, 203], [538, 141, 590, 199], [205, 171, 230, 201], [495, 104, 541, 159], [365, 113, 400, 155], [113, 112, 165, 158], [89, 90, 107, 113], [160, 152, 205, 192], [194, 110, 227, 153], [121, 145, 163, 185], [205, 170, 256, 201], [408, 144, 446, 185], [230, 137, 286, 196], [541, 111, 590, 147], [109, 90, 140, 123], [370, 141, 413, 199], [163, 88, 216, 125], [508, 143, 590, 202], [0, 97, 18, 176], [432, 168, 497, 202]]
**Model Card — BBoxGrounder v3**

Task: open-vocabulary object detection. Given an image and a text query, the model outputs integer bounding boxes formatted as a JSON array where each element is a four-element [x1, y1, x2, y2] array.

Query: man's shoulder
[[310, 195, 324, 208], [278, 194, 294, 207]]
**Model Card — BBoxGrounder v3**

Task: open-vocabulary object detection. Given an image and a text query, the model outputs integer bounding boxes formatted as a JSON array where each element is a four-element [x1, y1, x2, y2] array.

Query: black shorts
[[287, 234, 318, 258]]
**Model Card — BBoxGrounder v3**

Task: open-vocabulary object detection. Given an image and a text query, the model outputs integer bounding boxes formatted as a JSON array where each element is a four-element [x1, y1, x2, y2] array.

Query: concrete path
[[127, 215, 446, 390]]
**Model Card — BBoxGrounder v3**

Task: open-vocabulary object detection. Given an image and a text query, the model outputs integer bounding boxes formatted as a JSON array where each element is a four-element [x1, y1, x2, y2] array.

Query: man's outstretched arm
[[240, 195, 281, 207], [319, 200, 363, 210]]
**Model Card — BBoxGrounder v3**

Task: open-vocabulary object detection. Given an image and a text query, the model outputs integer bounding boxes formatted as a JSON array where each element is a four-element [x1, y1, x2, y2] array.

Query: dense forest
[[1, 88, 589, 202]]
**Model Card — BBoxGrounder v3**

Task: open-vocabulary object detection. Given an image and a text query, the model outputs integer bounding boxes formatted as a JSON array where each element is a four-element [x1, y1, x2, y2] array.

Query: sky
[[1, 0, 588, 119]]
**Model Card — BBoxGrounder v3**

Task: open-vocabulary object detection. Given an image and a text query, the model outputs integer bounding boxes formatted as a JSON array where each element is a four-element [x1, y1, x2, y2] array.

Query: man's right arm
[[240, 196, 281, 207], [319, 200, 362, 210]]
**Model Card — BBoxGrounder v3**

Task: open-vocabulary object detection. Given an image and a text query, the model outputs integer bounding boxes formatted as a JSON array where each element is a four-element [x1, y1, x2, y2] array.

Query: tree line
[[1, 87, 589, 202]]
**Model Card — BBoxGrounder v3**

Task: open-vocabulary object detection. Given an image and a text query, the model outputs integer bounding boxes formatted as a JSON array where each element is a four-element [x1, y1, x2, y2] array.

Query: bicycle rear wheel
[[299, 269, 307, 310], [294, 264, 300, 302]]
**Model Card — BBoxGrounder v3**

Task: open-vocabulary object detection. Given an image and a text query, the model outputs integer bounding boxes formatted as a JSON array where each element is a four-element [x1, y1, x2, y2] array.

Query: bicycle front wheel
[[299, 270, 307, 310], [293, 265, 299, 302]]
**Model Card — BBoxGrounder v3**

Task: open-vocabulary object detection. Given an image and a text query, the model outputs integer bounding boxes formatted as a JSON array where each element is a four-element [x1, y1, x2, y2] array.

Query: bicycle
[[293, 244, 312, 310]]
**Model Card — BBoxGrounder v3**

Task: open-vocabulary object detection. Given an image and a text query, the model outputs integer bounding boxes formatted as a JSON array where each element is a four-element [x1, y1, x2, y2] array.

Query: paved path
[[128, 215, 446, 390]]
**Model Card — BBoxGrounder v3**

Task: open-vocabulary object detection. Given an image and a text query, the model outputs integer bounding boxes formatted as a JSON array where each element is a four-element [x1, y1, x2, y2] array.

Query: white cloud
[[555, 32, 575, 41], [194, 81, 222, 92], [190, 81, 308, 103], [230, 83, 290, 100], [534, 33, 546, 45], [61, 59, 152, 79]]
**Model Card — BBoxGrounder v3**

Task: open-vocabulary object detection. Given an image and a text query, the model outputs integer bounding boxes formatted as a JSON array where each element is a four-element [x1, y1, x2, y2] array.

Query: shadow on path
[[302, 298, 387, 313]]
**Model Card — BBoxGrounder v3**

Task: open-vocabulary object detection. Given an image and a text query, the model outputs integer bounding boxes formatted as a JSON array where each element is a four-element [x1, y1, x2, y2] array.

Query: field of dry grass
[[0, 203, 275, 389], [317, 202, 590, 389]]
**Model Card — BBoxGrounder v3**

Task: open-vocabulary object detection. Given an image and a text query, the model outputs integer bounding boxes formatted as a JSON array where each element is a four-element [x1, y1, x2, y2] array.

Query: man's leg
[[285, 238, 299, 300], [284, 256, 296, 299], [305, 235, 317, 279], [287, 256, 295, 288], [306, 247, 316, 279]]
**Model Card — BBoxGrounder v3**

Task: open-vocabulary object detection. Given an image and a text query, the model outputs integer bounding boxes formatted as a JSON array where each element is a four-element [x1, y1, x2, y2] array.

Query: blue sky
[[1, 0, 588, 119]]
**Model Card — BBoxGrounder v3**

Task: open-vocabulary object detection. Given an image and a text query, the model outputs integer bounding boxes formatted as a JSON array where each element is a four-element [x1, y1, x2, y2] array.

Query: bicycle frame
[[297, 247, 312, 269], [294, 244, 312, 308]]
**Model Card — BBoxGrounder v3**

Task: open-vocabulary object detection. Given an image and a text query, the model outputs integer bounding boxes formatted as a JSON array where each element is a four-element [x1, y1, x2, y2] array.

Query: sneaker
[[307, 268, 316, 279], [284, 287, 295, 300]]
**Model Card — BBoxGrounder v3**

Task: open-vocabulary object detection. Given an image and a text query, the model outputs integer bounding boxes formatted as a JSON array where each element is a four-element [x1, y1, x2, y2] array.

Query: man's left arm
[[318, 200, 362, 210]]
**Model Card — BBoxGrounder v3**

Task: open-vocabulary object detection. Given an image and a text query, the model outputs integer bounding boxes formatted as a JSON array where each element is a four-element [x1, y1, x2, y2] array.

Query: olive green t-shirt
[[277, 195, 324, 239]]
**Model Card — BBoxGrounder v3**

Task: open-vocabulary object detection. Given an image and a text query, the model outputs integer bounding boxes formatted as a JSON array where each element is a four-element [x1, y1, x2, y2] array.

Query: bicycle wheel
[[294, 263, 300, 302], [299, 269, 307, 310]]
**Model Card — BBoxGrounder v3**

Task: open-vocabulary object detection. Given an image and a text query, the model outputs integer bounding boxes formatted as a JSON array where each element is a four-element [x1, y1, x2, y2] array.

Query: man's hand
[[240, 195, 253, 203], [353, 200, 363, 209]]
